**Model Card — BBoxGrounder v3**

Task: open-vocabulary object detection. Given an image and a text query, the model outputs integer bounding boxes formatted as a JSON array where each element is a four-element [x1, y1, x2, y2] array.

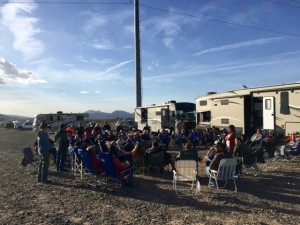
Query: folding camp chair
[[179, 149, 198, 161], [20, 147, 40, 169], [280, 144, 300, 162], [147, 151, 165, 174], [133, 155, 146, 175], [78, 150, 105, 187], [99, 152, 134, 190], [209, 158, 237, 194], [71, 150, 83, 179], [173, 160, 200, 197]]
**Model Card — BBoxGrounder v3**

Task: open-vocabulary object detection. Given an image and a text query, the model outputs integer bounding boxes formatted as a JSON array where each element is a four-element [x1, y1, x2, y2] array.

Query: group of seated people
[[63, 122, 299, 186], [66, 122, 184, 179]]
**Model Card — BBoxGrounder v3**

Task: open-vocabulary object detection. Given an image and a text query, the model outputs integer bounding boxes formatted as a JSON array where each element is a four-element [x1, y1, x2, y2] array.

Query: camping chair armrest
[[210, 169, 218, 177], [193, 170, 198, 176], [119, 166, 133, 175], [205, 156, 211, 161]]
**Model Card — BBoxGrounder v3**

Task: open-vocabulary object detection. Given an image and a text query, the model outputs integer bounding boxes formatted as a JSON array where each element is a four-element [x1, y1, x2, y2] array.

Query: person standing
[[75, 123, 84, 140], [37, 122, 51, 183], [224, 125, 236, 155], [175, 119, 184, 134], [55, 124, 69, 171]]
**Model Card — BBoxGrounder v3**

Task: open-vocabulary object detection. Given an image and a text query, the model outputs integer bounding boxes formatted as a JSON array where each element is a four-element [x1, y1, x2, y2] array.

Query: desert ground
[[0, 128, 299, 225]]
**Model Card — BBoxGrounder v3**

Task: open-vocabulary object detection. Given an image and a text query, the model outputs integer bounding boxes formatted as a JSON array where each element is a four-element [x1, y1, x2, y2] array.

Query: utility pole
[[134, 0, 142, 108]]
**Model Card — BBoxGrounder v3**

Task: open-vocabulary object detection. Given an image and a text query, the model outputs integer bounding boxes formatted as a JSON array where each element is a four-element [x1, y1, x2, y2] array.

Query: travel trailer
[[195, 82, 300, 136], [135, 101, 196, 133], [33, 111, 89, 131]]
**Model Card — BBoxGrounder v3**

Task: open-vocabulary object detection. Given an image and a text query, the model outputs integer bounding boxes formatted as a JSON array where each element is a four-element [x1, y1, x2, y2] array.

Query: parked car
[[115, 120, 137, 131], [15, 121, 33, 130], [4, 122, 14, 129]]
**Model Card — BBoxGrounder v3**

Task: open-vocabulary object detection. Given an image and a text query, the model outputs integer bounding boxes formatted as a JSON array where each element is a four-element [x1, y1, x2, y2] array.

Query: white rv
[[33, 111, 89, 131], [135, 101, 196, 133], [195, 82, 300, 136]]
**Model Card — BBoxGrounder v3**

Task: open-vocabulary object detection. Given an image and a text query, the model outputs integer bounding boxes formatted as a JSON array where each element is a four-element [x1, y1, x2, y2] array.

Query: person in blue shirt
[[188, 129, 200, 149], [158, 127, 170, 150], [37, 122, 51, 183]]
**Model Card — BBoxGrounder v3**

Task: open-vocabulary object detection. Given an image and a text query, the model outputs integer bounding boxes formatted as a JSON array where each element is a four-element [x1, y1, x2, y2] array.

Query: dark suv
[[4, 122, 14, 129]]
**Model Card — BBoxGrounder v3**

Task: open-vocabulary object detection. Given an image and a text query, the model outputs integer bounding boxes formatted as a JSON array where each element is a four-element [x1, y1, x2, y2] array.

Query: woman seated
[[176, 141, 200, 161], [110, 141, 133, 165], [86, 146, 103, 174], [131, 142, 144, 158], [205, 141, 218, 167], [110, 149, 132, 186]]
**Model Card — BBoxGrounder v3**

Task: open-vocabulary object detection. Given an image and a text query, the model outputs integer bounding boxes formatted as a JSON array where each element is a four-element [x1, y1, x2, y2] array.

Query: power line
[[263, 0, 300, 9], [0, 1, 130, 5], [140, 4, 300, 38], [286, 0, 300, 3], [1, 1, 299, 38]]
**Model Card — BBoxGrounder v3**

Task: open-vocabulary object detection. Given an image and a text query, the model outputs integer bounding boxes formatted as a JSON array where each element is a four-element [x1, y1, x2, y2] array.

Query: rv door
[[161, 108, 169, 128], [263, 97, 275, 130]]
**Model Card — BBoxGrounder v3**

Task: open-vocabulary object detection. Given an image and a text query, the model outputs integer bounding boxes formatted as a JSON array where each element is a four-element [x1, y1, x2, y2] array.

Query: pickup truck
[[15, 121, 33, 130]]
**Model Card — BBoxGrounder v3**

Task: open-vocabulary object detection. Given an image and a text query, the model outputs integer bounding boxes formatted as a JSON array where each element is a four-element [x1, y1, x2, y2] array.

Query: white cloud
[[0, 57, 47, 85], [144, 51, 300, 82], [77, 56, 111, 64], [0, 1, 45, 59], [92, 42, 113, 50], [195, 37, 285, 56], [82, 11, 109, 33], [80, 91, 90, 94], [82, 9, 132, 34], [98, 60, 133, 77]]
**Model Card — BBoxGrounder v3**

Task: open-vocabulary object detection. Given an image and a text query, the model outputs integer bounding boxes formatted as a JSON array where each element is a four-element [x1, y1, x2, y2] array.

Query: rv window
[[221, 100, 229, 105], [49, 115, 53, 122], [265, 99, 271, 110], [280, 92, 290, 115], [221, 118, 229, 124], [76, 115, 84, 121], [156, 111, 161, 116], [199, 100, 207, 106], [141, 108, 147, 122]]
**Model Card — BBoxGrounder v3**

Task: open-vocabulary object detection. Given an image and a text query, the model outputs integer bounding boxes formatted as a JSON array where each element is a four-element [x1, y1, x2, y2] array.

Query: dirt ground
[[0, 129, 299, 225]]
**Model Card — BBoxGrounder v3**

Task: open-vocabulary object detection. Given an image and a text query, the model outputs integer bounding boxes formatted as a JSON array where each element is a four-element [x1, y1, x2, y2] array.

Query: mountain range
[[85, 110, 134, 119], [0, 110, 134, 121]]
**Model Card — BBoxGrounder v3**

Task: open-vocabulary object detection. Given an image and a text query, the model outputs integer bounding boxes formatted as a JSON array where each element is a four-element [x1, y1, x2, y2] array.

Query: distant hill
[[0, 114, 33, 122], [85, 110, 134, 119], [0, 110, 134, 122]]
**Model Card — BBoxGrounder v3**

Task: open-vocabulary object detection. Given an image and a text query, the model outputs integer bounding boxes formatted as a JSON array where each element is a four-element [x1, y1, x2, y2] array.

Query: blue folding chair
[[99, 152, 134, 190], [21, 147, 40, 169]]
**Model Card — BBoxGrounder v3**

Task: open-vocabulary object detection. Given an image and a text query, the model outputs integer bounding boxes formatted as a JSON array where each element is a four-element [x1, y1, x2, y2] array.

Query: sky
[[0, 0, 300, 117]]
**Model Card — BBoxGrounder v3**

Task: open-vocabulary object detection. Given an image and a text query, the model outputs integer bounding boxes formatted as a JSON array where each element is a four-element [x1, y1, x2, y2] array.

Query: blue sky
[[1, 0, 300, 117]]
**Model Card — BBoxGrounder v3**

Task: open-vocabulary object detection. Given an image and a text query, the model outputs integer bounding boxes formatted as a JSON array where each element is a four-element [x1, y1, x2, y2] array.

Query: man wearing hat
[[37, 122, 51, 183], [54, 124, 69, 171]]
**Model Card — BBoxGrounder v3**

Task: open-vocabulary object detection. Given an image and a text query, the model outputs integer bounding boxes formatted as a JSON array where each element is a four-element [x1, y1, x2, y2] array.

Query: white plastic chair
[[209, 158, 237, 194], [173, 160, 200, 197]]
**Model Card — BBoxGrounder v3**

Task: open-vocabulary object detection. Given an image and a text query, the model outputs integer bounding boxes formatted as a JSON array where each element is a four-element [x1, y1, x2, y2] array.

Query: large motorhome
[[195, 82, 300, 136], [135, 101, 196, 133], [33, 111, 89, 131]]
